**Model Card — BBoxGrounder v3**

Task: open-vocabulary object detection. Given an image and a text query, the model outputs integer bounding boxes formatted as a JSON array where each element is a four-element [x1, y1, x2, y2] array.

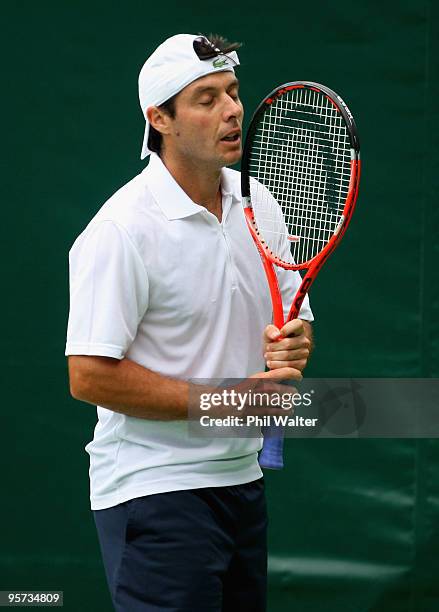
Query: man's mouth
[[221, 131, 241, 142]]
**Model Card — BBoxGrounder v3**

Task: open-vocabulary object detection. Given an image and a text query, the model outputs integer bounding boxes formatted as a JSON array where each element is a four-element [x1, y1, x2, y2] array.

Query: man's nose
[[223, 96, 243, 120]]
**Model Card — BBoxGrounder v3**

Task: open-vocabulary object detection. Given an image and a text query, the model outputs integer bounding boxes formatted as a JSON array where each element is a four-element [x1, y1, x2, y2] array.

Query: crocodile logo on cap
[[213, 58, 228, 68]]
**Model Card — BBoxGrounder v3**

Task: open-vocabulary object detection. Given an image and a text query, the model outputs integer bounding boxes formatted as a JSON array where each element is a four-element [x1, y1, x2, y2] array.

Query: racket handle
[[258, 434, 285, 470]]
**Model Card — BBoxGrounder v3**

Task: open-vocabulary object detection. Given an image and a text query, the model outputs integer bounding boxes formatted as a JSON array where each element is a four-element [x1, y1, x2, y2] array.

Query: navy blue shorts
[[93, 478, 267, 612]]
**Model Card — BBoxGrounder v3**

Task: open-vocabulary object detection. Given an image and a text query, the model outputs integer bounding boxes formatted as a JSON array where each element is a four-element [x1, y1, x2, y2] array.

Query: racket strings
[[249, 87, 352, 265]]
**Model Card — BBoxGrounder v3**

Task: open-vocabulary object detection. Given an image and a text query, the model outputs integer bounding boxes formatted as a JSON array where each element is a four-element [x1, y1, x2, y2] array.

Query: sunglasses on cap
[[193, 36, 239, 65]]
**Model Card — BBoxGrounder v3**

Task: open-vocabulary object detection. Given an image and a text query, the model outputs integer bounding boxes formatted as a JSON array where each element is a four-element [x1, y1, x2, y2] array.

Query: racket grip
[[258, 434, 285, 470]]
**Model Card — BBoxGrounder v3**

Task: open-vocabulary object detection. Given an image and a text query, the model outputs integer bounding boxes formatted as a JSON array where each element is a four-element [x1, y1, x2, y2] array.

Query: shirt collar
[[143, 153, 240, 221]]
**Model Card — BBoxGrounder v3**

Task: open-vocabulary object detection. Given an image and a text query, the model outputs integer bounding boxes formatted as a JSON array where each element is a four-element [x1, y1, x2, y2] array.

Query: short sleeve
[[65, 220, 149, 359]]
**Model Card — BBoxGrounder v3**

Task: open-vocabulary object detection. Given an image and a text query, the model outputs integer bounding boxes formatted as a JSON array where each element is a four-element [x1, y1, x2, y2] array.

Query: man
[[66, 33, 313, 611]]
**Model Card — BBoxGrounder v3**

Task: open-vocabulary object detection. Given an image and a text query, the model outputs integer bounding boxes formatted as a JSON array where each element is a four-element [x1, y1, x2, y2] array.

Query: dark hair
[[147, 33, 242, 156]]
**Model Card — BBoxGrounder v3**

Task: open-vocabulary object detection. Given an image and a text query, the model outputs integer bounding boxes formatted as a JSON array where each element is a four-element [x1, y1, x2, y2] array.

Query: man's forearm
[[68, 356, 189, 420]]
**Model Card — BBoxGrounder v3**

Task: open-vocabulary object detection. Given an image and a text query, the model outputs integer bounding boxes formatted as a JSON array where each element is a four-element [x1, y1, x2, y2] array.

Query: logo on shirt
[[213, 58, 229, 68]]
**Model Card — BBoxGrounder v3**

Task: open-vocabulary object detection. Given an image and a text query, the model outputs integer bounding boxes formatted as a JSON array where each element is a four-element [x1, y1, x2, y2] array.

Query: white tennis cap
[[138, 34, 240, 159]]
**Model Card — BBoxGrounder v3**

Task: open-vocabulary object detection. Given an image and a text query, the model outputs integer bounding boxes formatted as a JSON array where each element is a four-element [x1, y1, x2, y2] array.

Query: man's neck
[[160, 150, 223, 221]]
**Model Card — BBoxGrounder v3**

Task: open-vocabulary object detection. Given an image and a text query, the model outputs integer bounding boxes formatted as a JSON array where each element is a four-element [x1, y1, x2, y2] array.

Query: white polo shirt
[[66, 153, 313, 510]]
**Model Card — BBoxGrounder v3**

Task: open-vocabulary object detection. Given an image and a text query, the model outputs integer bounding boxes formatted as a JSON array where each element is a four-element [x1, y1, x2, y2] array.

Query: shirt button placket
[[220, 224, 237, 291]]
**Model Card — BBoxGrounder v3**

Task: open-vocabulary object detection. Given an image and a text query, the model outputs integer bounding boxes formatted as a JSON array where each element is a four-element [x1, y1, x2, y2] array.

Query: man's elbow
[[68, 356, 95, 402]]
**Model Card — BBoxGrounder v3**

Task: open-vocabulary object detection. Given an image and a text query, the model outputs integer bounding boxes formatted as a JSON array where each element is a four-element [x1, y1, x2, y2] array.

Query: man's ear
[[146, 106, 172, 135]]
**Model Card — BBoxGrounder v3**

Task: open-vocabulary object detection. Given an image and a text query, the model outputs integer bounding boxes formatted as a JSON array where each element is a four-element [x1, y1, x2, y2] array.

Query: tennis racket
[[241, 81, 361, 469]]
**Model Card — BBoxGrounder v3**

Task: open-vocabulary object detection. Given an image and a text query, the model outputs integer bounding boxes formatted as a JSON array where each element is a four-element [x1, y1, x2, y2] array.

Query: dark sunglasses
[[193, 36, 238, 66]]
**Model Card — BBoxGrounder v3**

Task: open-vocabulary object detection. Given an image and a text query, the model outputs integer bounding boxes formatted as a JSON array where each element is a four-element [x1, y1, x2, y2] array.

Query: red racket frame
[[241, 81, 361, 330]]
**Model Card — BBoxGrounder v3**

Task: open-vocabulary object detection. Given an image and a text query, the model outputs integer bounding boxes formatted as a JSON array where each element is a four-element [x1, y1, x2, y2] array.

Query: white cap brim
[[141, 122, 152, 160]]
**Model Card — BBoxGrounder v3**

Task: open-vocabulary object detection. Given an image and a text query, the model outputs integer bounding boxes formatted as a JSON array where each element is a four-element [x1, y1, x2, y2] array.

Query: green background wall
[[2, 0, 438, 610]]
